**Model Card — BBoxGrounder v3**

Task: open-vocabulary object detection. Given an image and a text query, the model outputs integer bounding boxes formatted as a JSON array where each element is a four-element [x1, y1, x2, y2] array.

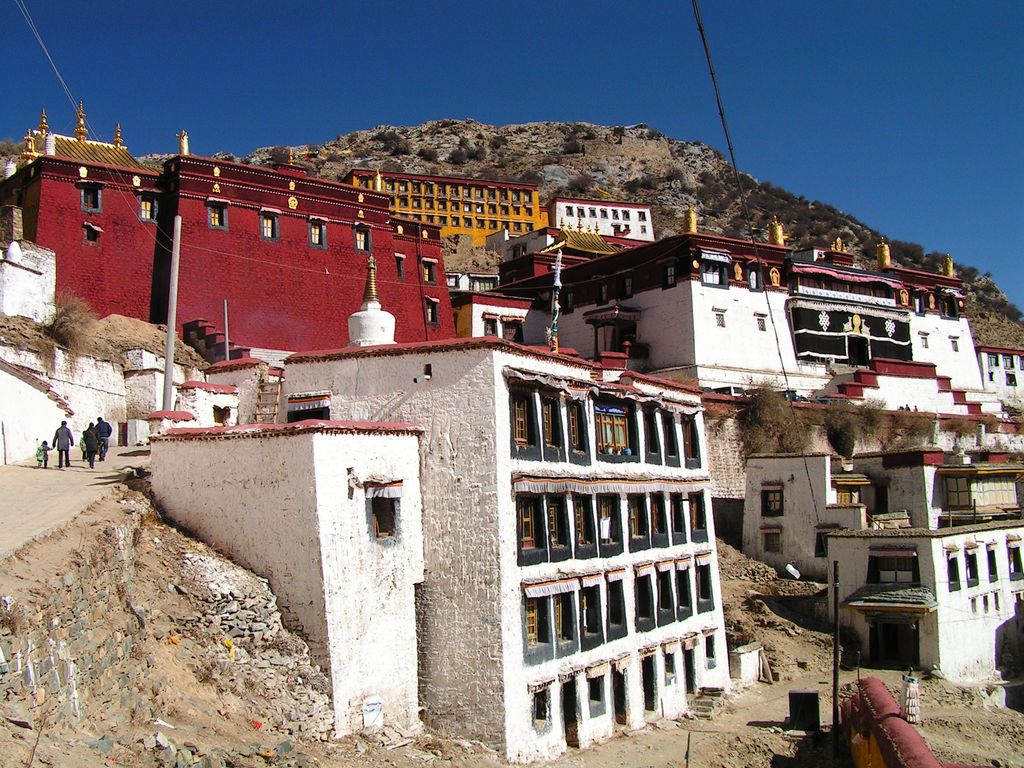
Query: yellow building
[[344, 169, 548, 246]]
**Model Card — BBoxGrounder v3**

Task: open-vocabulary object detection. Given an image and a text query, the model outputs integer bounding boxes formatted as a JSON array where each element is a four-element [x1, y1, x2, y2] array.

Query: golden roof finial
[[374, 170, 384, 192], [943, 253, 955, 278], [75, 101, 87, 142], [684, 204, 697, 233], [768, 215, 785, 245], [38, 108, 49, 135], [21, 130, 38, 160], [831, 236, 845, 252], [288, 147, 295, 164], [362, 255, 379, 304], [876, 237, 891, 269], [113, 123, 124, 148]]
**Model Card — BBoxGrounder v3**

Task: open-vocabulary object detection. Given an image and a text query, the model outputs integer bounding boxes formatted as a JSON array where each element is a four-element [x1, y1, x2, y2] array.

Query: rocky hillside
[[5, 121, 1023, 346]]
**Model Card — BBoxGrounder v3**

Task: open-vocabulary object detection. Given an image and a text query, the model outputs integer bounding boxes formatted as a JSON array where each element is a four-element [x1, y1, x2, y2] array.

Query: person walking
[[36, 440, 50, 468], [83, 423, 99, 469], [52, 420, 74, 469], [95, 416, 112, 461]]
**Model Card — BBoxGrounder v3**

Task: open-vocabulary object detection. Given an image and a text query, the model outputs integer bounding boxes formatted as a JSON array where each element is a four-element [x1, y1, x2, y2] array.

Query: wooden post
[[161, 215, 182, 411], [832, 559, 841, 758]]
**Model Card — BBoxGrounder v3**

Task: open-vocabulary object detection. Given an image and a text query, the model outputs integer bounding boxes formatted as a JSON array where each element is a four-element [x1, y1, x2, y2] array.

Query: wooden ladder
[[253, 378, 281, 423]]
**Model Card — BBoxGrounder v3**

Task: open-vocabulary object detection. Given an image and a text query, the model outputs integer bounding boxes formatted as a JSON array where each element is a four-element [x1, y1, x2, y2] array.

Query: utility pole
[[161, 215, 182, 411], [832, 559, 841, 759], [223, 299, 230, 362]]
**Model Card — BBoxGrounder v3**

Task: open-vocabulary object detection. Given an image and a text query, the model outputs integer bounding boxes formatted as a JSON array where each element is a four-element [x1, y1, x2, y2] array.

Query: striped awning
[[700, 249, 732, 264], [512, 476, 705, 495], [365, 481, 403, 499], [607, 569, 627, 582], [287, 394, 330, 412], [587, 662, 610, 679], [523, 578, 578, 598]]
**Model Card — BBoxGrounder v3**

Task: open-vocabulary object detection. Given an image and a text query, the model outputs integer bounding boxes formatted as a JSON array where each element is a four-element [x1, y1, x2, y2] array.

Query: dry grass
[[43, 291, 97, 355], [738, 386, 812, 456]]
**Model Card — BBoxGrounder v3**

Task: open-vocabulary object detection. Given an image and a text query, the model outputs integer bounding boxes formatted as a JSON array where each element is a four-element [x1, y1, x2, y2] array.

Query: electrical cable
[[691, 0, 825, 527]]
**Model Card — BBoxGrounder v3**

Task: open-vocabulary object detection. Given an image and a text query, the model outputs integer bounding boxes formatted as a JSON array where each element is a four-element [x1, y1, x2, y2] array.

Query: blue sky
[[5, 1, 1022, 309]]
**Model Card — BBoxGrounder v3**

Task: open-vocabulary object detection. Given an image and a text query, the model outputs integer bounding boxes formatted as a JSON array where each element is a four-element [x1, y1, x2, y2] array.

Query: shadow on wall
[[711, 497, 743, 548], [996, 606, 1024, 710]]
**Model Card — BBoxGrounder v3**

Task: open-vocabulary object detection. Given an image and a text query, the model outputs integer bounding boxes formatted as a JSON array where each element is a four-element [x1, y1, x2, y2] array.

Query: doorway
[[641, 655, 657, 714], [612, 669, 627, 726], [848, 335, 870, 367], [561, 681, 578, 747], [684, 648, 697, 694], [869, 620, 920, 667]]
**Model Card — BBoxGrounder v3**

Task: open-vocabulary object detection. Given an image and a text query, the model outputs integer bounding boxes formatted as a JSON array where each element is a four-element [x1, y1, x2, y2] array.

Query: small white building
[[976, 345, 1024, 412], [150, 420, 425, 737], [282, 338, 730, 763], [175, 380, 239, 428], [828, 521, 1024, 682], [742, 453, 871, 581], [546, 197, 655, 241]]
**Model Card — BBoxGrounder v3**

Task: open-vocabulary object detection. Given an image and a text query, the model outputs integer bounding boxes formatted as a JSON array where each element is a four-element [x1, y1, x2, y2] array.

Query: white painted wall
[[829, 525, 1024, 682], [977, 349, 1024, 410], [0, 364, 69, 463], [908, 313, 983, 391], [0, 241, 55, 323], [205, 361, 268, 424], [549, 199, 655, 241], [151, 427, 424, 735], [175, 386, 239, 428], [283, 344, 730, 762]]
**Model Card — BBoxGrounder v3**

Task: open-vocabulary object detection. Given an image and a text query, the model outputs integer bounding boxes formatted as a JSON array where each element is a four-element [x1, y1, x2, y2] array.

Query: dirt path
[[0, 445, 150, 560]]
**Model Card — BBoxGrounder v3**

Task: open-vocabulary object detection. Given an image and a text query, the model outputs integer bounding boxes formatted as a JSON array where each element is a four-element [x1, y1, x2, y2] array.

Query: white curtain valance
[[523, 579, 579, 598]]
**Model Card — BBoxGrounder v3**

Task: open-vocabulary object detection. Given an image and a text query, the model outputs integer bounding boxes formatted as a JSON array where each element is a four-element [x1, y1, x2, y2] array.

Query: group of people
[[36, 417, 113, 470]]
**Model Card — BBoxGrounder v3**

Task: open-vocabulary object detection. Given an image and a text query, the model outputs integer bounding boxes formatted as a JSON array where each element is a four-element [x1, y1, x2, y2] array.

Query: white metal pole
[[162, 215, 182, 411], [223, 299, 230, 362]]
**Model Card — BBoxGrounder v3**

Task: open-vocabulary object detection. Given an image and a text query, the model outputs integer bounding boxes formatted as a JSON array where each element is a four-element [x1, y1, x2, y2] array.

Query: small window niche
[[367, 484, 402, 540]]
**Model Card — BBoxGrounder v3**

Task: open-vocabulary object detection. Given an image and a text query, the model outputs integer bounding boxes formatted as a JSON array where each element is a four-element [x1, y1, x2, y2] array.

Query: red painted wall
[[3, 156, 455, 353]]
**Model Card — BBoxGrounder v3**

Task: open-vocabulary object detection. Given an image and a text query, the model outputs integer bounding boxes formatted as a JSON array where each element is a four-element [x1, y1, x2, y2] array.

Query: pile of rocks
[[175, 552, 335, 740]]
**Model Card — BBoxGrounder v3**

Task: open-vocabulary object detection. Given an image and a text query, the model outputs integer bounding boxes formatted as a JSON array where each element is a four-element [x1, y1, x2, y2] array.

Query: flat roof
[[829, 519, 1024, 539], [154, 419, 422, 441]]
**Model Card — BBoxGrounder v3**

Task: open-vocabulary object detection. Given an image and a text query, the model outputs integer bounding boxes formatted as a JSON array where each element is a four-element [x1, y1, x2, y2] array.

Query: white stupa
[[347, 255, 396, 347]]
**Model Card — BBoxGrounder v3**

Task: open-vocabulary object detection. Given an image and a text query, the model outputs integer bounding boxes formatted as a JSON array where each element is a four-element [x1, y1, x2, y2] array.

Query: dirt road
[[0, 445, 150, 559]]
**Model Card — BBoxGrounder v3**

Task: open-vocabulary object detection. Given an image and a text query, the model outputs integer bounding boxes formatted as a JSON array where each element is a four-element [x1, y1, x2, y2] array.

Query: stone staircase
[[182, 319, 251, 364], [689, 687, 726, 719], [816, 358, 1003, 416]]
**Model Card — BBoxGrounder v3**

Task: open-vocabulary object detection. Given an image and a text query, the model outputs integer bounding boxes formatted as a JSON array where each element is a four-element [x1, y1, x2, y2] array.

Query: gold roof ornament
[[831, 236, 846, 252], [113, 123, 124, 149], [38, 108, 49, 135], [768, 215, 785, 245], [21, 130, 38, 160], [75, 101, 87, 142], [177, 130, 190, 156], [288, 147, 295, 164], [362, 255, 379, 304], [374, 170, 383, 191], [876, 237, 891, 269], [684, 204, 697, 233], [943, 254, 955, 277]]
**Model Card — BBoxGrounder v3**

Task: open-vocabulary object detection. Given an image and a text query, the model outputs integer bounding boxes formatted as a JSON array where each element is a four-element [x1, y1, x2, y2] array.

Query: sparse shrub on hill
[[373, 130, 411, 156], [267, 146, 290, 164], [567, 172, 594, 194], [416, 146, 438, 161], [447, 147, 469, 165], [44, 291, 97, 354], [489, 135, 507, 150], [562, 136, 585, 155], [0, 138, 20, 156], [738, 386, 812, 456]]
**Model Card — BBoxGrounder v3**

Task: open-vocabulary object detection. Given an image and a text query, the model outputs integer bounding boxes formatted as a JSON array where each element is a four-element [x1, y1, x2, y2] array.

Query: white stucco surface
[[151, 424, 424, 736]]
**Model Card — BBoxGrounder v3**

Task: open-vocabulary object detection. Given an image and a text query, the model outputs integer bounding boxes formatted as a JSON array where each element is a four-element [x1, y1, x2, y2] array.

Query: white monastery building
[[281, 337, 730, 763], [150, 420, 425, 737], [976, 345, 1024, 412], [546, 196, 655, 241], [496, 212, 1001, 416]]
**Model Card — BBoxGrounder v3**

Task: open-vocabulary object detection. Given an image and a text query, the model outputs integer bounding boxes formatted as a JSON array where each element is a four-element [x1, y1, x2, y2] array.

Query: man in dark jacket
[[53, 420, 74, 469], [83, 423, 99, 469], [95, 417, 113, 461]]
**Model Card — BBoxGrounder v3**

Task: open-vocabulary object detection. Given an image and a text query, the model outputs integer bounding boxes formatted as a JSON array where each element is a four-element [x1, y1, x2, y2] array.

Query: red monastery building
[[0, 107, 454, 360]]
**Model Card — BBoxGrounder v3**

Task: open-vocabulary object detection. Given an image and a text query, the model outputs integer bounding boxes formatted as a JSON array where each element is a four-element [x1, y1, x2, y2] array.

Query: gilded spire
[[876, 237, 891, 269], [75, 101, 87, 142], [768, 215, 785, 245], [113, 123, 124, 148], [684, 204, 697, 233], [38, 108, 49, 135], [374, 170, 383, 191], [362, 255, 379, 305], [288, 147, 295, 164]]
